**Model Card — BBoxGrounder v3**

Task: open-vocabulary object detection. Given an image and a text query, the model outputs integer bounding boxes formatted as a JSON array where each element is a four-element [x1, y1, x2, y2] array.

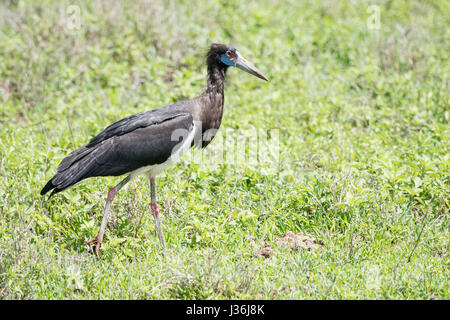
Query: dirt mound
[[275, 231, 322, 250], [253, 243, 276, 259], [251, 231, 322, 259]]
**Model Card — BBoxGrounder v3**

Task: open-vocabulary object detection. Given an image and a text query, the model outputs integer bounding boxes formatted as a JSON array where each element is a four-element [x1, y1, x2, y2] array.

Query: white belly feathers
[[129, 122, 196, 179]]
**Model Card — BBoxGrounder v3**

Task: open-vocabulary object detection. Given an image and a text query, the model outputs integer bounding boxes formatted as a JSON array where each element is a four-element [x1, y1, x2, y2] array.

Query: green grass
[[0, 0, 449, 299]]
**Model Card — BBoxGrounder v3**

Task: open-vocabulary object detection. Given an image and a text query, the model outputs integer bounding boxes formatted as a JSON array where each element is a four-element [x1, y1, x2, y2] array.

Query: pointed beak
[[234, 53, 269, 82]]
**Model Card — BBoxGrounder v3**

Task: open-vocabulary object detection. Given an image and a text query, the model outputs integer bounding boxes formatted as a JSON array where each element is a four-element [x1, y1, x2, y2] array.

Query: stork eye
[[226, 50, 235, 58]]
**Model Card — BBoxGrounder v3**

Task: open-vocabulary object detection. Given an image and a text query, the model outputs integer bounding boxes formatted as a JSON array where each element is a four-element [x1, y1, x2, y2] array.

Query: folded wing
[[41, 109, 193, 197]]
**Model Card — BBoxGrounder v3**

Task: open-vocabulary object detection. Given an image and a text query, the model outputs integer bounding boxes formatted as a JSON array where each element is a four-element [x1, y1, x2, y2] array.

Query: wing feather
[[41, 109, 194, 196]]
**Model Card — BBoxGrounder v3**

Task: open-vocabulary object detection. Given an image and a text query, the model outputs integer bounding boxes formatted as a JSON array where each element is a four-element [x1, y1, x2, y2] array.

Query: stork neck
[[194, 63, 227, 148], [206, 64, 226, 96]]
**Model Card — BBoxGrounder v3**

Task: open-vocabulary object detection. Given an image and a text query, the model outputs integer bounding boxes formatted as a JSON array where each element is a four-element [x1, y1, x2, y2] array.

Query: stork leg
[[147, 174, 166, 250], [86, 175, 131, 254]]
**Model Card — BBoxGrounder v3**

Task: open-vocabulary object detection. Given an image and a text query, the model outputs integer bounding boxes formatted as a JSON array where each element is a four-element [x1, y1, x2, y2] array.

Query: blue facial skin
[[220, 53, 237, 67]]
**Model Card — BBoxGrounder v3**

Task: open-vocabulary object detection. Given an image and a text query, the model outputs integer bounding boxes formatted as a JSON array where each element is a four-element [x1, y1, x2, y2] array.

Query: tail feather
[[40, 145, 99, 198], [40, 179, 56, 196], [40, 179, 63, 200], [40, 139, 118, 198]]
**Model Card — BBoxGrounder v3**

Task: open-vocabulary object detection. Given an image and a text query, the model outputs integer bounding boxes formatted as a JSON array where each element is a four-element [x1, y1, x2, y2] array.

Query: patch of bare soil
[[275, 231, 322, 250], [251, 231, 322, 259], [253, 243, 276, 259]]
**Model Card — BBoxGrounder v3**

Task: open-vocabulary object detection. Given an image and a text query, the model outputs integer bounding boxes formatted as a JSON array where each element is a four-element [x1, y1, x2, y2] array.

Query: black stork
[[41, 43, 268, 253]]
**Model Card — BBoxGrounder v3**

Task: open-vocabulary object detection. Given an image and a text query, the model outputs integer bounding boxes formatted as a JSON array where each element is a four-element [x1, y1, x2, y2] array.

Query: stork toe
[[86, 236, 102, 254]]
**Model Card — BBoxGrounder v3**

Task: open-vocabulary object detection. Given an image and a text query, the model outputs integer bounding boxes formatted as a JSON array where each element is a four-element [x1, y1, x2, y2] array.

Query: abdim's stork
[[41, 44, 268, 253]]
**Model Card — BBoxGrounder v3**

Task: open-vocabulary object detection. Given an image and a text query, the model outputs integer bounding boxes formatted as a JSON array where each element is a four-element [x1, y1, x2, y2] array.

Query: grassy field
[[0, 0, 448, 299]]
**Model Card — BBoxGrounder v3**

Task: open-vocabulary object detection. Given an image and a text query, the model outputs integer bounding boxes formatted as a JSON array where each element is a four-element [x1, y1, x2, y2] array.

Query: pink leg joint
[[151, 202, 159, 216], [107, 187, 116, 201]]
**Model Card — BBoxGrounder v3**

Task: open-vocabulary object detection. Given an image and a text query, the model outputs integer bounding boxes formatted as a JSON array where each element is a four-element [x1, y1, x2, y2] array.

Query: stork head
[[207, 44, 269, 81]]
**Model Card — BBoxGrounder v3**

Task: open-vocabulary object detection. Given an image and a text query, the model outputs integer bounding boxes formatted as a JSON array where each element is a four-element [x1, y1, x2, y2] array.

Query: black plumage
[[41, 43, 268, 253], [41, 106, 193, 197]]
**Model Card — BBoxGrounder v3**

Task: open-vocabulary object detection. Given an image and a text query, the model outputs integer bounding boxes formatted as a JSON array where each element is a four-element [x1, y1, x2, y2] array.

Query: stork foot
[[85, 235, 102, 254]]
